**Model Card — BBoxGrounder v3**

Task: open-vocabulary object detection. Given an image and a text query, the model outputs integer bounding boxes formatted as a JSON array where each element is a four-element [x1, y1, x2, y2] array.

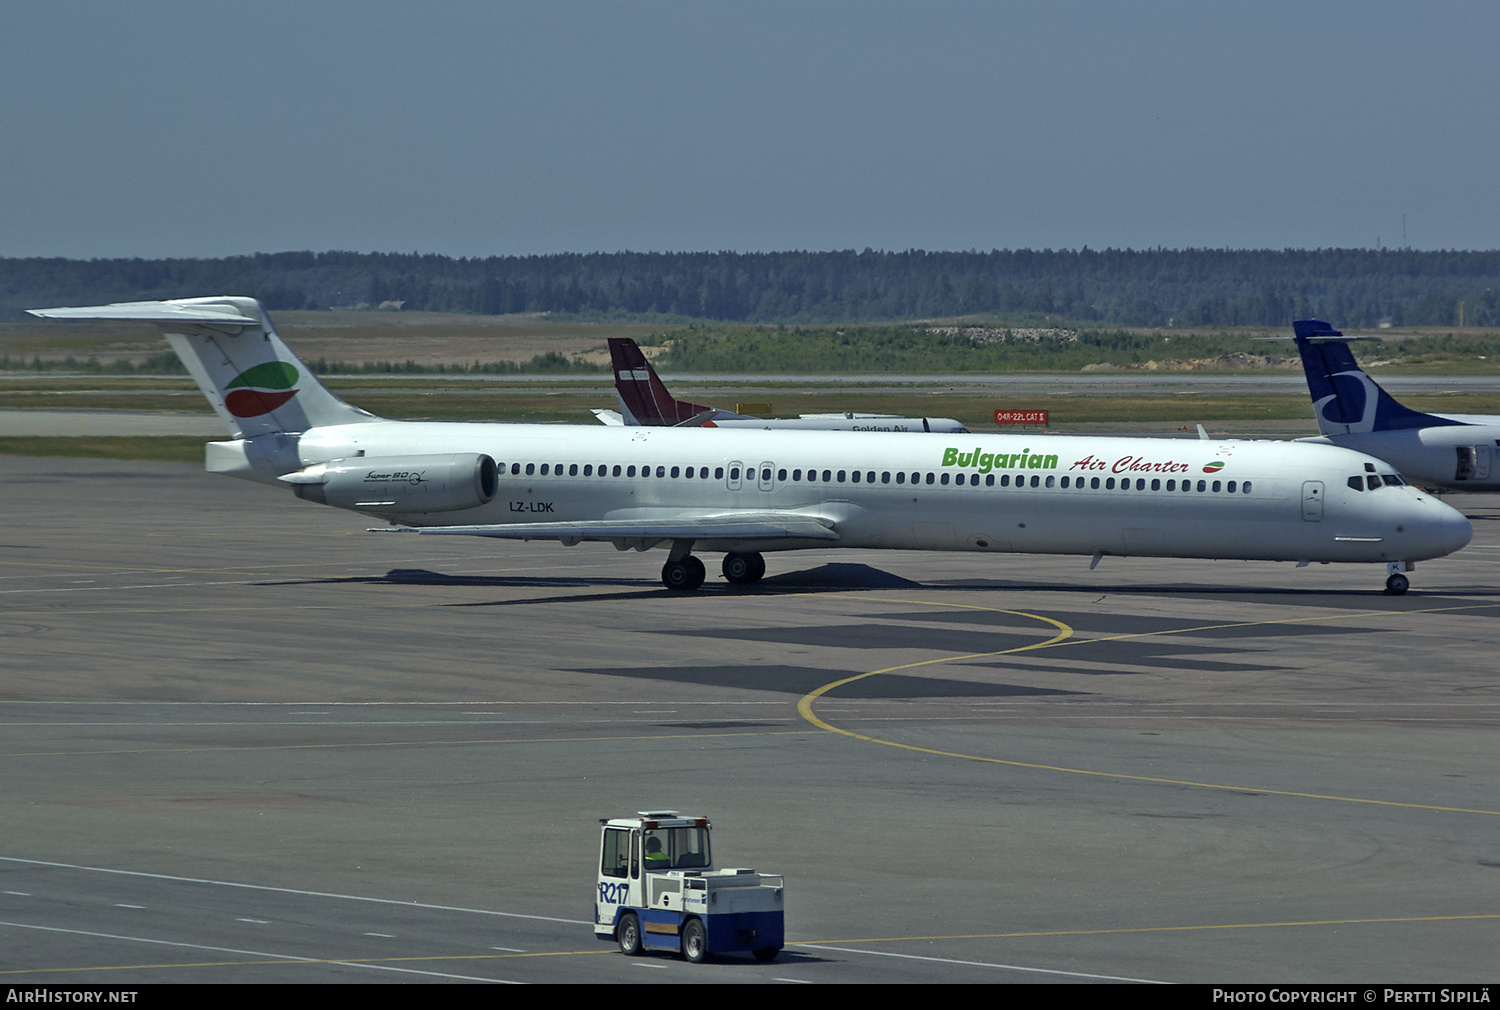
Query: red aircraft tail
[[609, 338, 716, 425]]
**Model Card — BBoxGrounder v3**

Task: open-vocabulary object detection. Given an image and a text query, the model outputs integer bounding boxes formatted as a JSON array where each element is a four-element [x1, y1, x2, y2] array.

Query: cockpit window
[[1382, 474, 1405, 487]]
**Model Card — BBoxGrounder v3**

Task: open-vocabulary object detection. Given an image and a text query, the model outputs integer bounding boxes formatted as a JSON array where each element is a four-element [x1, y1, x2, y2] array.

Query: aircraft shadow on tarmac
[[564, 662, 1082, 698], [260, 561, 1500, 609]]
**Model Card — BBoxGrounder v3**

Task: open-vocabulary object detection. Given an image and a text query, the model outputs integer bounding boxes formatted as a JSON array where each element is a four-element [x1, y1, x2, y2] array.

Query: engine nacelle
[[281, 453, 499, 514]]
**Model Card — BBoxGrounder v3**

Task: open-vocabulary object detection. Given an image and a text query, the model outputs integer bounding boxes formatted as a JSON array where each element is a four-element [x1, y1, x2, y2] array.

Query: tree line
[[3, 248, 1498, 327]]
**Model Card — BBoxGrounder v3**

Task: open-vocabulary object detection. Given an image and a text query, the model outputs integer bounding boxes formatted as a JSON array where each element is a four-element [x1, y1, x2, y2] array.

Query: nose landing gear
[[1384, 561, 1412, 595]]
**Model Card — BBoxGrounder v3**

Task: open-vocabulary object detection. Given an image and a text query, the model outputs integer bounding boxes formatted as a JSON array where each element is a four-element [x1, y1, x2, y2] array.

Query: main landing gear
[[660, 555, 706, 591], [721, 552, 766, 585], [659, 551, 767, 591]]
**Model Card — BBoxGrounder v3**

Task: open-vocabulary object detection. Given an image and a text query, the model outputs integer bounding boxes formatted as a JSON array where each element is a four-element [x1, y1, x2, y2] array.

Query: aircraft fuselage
[[215, 422, 1470, 566]]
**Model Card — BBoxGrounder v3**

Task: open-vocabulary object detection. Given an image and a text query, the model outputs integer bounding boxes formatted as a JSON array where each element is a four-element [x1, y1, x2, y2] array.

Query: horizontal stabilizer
[[28, 299, 260, 326]]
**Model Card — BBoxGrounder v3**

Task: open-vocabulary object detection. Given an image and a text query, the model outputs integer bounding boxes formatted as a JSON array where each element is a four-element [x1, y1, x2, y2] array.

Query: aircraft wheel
[[618, 913, 643, 956], [752, 946, 780, 963], [681, 918, 708, 963], [662, 557, 705, 591], [722, 551, 766, 584], [1385, 573, 1410, 596]]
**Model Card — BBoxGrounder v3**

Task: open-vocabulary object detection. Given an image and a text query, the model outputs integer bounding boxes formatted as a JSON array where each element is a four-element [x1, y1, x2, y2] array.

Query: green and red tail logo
[[225, 362, 300, 417], [1202, 460, 1226, 473]]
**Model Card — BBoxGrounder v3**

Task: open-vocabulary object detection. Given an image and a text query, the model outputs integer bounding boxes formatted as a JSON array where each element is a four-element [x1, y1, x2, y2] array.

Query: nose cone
[[1406, 495, 1472, 560]]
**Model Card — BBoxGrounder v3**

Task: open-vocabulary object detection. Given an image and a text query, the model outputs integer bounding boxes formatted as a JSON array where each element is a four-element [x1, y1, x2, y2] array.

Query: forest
[[3, 248, 1498, 328]]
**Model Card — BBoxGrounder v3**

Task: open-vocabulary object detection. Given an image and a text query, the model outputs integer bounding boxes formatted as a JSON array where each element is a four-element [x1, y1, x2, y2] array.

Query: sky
[[1, 1, 1496, 259]]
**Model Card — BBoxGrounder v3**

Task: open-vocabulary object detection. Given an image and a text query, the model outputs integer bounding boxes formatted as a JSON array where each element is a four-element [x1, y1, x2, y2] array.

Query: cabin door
[[1301, 480, 1325, 521]]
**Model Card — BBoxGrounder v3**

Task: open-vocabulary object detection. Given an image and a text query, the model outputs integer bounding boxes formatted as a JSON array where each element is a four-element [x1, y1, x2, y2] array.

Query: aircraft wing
[[388, 512, 839, 547]]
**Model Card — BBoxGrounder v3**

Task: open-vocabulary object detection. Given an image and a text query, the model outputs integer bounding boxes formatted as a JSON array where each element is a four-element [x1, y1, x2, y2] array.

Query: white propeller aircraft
[[30, 297, 1472, 594], [594, 336, 969, 433], [1293, 319, 1500, 491]]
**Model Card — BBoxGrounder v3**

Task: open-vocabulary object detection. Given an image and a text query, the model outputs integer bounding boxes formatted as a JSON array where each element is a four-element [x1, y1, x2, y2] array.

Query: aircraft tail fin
[[28, 297, 380, 437], [608, 337, 726, 426], [1291, 319, 1460, 435]]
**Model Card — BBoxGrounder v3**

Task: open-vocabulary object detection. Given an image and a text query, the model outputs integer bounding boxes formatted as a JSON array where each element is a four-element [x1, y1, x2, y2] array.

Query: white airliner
[[594, 336, 969, 433], [1293, 319, 1500, 491], [30, 297, 1472, 594]]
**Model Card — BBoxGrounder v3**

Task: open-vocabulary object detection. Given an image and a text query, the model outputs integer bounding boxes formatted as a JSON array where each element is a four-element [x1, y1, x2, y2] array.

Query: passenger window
[[895, 472, 905, 484], [925, 473, 935, 485], [1166, 479, 1175, 491], [837, 470, 846, 482], [1091, 477, 1100, 489], [1151, 479, 1160, 491], [882, 472, 891, 484], [657, 466, 666, 478], [986, 475, 995, 486], [730, 468, 740, 481], [1242, 481, 1252, 493], [793, 469, 802, 481], [1226, 480, 1236, 492], [1106, 478, 1115, 489], [613, 465, 622, 477], [512, 463, 521, 475], [671, 466, 680, 478], [1030, 475, 1040, 488], [824, 470, 833, 482], [715, 467, 724, 479], [1212, 480, 1221, 492], [583, 464, 593, 476], [1045, 476, 1055, 488], [940, 473, 950, 485], [1197, 480, 1206, 492], [525, 463, 535, 475], [627, 465, 637, 477], [852, 470, 862, 483]]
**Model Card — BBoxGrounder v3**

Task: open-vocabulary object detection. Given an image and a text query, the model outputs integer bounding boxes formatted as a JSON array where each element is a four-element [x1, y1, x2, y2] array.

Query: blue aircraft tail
[[1292, 319, 1461, 435]]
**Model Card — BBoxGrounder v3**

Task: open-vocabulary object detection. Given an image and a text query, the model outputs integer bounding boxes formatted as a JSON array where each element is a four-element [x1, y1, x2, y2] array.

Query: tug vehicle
[[594, 811, 785, 963]]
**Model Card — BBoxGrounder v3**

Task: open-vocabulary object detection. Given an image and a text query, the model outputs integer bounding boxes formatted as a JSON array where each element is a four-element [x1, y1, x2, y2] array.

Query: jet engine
[[281, 453, 499, 513]]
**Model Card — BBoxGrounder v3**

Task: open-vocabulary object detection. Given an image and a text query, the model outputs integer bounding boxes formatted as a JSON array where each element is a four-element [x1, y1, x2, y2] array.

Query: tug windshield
[[641, 826, 711, 870]]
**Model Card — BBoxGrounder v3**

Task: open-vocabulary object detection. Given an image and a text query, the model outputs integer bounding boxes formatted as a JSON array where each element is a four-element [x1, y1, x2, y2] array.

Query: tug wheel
[[681, 918, 708, 963], [618, 912, 643, 956]]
